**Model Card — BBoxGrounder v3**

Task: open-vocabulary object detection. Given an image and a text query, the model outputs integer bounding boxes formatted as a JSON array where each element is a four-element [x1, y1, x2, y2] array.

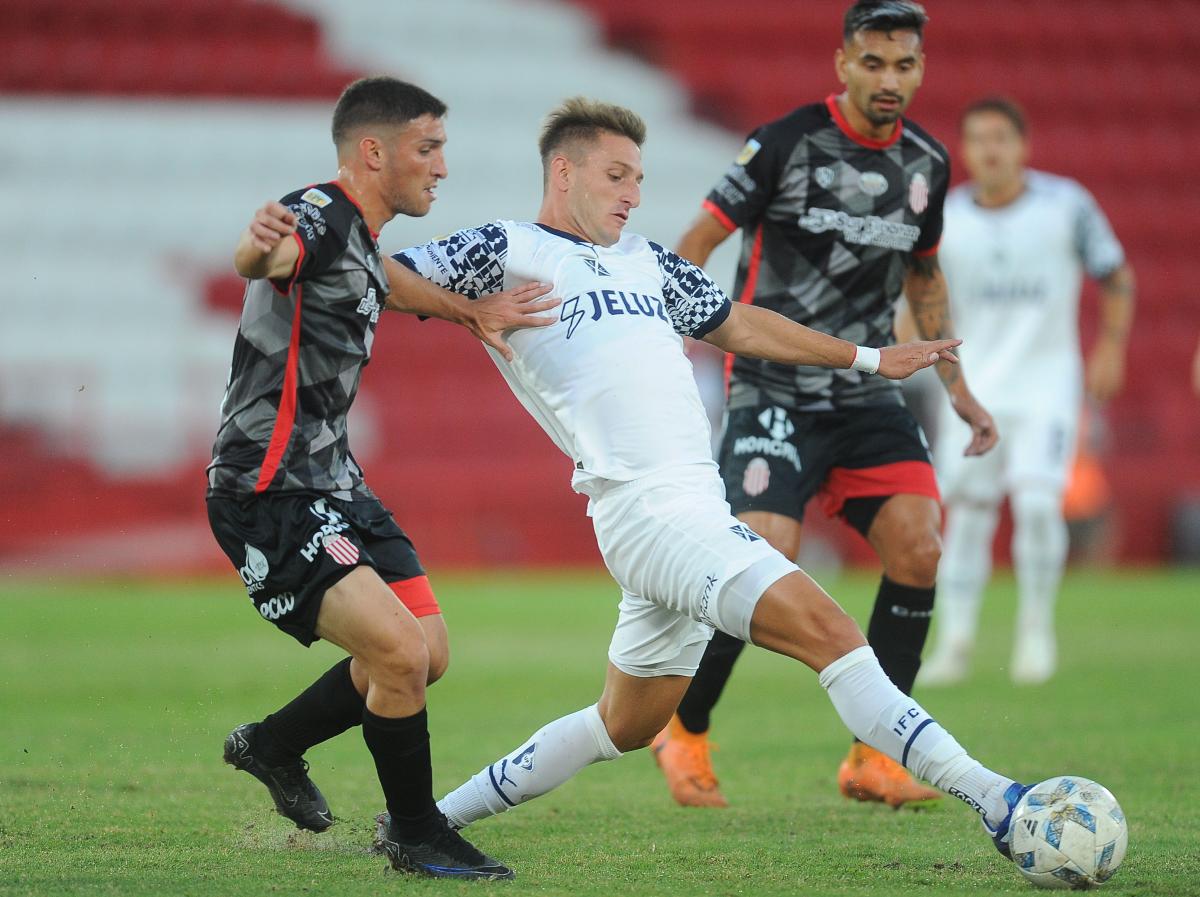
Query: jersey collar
[[825, 94, 903, 150], [328, 180, 380, 239], [535, 222, 591, 245]]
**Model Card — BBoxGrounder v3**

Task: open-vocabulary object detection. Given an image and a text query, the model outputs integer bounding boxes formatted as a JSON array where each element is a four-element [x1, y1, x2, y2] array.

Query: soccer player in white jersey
[[912, 97, 1135, 686], [385, 98, 1051, 876]]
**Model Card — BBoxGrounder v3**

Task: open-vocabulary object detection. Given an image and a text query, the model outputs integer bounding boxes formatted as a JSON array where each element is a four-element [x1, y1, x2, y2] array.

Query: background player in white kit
[[385, 98, 1045, 875], [911, 97, 1136, 686]]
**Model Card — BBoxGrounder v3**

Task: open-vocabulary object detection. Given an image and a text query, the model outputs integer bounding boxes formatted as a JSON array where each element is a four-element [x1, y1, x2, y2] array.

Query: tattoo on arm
[[904, 255, 961, 388]]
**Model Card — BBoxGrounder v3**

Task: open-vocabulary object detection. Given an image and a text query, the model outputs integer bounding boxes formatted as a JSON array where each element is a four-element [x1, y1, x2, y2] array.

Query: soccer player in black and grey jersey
[[652, 1, 999, 809], [206, 76, 555, 879]]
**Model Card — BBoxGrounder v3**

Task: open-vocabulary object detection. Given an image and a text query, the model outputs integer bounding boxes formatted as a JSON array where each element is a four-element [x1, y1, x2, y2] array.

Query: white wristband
[[851, 345, 880, 374]]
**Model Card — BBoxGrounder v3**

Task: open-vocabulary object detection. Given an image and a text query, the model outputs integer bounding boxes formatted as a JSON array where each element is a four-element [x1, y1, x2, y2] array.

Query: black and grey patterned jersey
[[206, 181, 390, 499], [707, 95, 949, 411], [395, 220, 731, 489]]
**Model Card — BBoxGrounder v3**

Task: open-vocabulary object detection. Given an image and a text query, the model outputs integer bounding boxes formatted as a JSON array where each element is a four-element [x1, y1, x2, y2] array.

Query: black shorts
[[718, 403, 940, 537], [207, 492, 429, 646]]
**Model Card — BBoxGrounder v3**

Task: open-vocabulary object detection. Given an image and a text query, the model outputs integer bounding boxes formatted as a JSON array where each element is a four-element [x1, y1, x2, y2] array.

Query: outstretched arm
[[382, 257, 557, 362], [904, 252, 998, 455], [702, 302, 960, 380]]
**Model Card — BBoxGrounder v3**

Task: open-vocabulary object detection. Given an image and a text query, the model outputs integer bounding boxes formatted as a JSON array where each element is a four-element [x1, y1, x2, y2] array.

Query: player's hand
[[247, 201, 297, 253], [949, 388, 999, 457], [1085, 339, 1126, 403], [469, 282, 560, 362], [877, 339, 961, 379]]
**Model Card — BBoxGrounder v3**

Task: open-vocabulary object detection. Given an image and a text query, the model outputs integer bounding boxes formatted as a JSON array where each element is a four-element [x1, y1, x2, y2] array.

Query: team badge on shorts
[[743, 457, 771, 497], [323, 534, 360, 565], [909, 172, 929, 213]]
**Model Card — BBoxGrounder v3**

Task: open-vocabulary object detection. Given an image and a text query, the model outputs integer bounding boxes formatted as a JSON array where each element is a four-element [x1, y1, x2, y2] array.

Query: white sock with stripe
[[819, 646, 1016, 823], [437, 703, 622, 829]]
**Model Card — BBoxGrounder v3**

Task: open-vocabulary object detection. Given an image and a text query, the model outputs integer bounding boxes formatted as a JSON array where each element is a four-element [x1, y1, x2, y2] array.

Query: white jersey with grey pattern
[[396, 220, 732, 494], [939, 169, 1125, 414]]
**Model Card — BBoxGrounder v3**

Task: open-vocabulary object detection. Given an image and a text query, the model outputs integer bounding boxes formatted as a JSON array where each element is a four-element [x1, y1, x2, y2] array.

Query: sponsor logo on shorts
[[743, 457, 771, 497], [324, 534, 360, 566], [239, 543, 269, 595], [732, 435, 801, 473], [758, 407, 794, 441], [729, 523, 762, 543], [300, 500, 352, 562], [258, 591, 296, 621]]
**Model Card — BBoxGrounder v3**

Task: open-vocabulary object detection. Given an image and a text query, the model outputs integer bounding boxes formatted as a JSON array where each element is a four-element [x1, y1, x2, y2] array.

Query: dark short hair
[[331, 76, 447, 148], [961, 96, 1028, 136], [843, 1, 929, 42], [539, 97, 647, 170]]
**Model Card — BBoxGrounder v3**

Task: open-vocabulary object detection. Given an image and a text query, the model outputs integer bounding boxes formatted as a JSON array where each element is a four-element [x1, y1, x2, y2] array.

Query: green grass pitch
[[1, 568, 1197, 896]]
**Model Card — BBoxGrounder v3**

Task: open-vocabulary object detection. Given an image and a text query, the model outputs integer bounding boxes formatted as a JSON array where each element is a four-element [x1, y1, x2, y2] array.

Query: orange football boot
[[837, 742, 942, 808], [650, 714, 728, 808]]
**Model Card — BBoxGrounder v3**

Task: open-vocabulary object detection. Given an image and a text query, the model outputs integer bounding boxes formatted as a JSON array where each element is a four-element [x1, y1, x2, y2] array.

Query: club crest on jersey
[[736, 138, 761, 166], [859, 171, 889, 197], [814, 166, 836, 189], [909, 172, 930, 213], [559, 289, 668, 339], [583, 258, 611, 277]]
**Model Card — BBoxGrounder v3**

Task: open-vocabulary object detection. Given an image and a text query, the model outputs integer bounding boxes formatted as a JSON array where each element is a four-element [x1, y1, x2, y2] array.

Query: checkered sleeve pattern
[[393, 223, 508, 298], [649, 241, 733, 339]]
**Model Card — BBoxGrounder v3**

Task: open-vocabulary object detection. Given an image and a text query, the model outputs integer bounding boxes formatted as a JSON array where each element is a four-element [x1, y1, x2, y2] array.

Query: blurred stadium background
[[1, 0, 1197, 577]]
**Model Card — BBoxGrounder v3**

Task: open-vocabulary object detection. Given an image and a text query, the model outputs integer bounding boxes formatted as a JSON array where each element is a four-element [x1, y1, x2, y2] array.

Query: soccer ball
[[1009, 776, 1127, 889]]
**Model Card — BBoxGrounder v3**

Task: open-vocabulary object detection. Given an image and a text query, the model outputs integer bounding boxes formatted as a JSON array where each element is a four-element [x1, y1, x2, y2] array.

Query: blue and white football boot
[[983, 781, 1034, 859]]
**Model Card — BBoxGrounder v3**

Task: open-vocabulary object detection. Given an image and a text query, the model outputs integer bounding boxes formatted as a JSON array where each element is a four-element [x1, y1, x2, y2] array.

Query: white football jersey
[[395, 221, 732, 495], [939, 170, 1124, 413]]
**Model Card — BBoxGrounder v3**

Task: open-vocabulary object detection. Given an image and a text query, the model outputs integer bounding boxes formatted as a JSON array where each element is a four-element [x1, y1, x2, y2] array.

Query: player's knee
[[603, 714, 661, 753], [368, 637, 430, 691], [889, 531, 941, 586]]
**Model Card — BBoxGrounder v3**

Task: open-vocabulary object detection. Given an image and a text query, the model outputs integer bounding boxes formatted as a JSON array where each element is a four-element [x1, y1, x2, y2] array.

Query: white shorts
[[589, 464, 799, 677], [935, 407, 1078, 504]]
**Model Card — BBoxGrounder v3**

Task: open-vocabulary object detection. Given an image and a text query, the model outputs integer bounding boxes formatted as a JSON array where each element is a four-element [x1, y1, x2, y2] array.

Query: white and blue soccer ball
[[1009, 776, 1128, 889]]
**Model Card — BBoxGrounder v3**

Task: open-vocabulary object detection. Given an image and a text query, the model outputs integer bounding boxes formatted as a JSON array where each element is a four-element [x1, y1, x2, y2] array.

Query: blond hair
[[538, 97, 646, 172]]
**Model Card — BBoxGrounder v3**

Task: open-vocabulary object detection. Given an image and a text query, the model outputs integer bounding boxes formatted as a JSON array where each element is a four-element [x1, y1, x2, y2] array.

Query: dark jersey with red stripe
[[206, 182, 389, 499], [707, 95, 949, 412]]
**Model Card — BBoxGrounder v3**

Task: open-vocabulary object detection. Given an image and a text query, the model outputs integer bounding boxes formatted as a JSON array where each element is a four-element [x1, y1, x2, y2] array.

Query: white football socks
[[935, 500, 1001, 650], [819, 646, 1016, 823], [437, 703, 622, 829], [1011, 488, 1068, 634]]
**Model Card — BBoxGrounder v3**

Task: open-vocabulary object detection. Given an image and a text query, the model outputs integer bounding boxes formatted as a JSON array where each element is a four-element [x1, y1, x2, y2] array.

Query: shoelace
[[274, 759, 316, 795]]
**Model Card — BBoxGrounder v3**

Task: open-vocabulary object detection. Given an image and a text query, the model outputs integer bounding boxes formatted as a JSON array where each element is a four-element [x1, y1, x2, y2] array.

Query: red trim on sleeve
[[390, 575, 441, 618], [269, 231, 307, 297], [816, 460, 940, 518], [253, 285, 305, 493], [724, 223, 764, 392], [702, 199, 737, 233], [825, 94, 903, 150], [913, 240, 940, 258]]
